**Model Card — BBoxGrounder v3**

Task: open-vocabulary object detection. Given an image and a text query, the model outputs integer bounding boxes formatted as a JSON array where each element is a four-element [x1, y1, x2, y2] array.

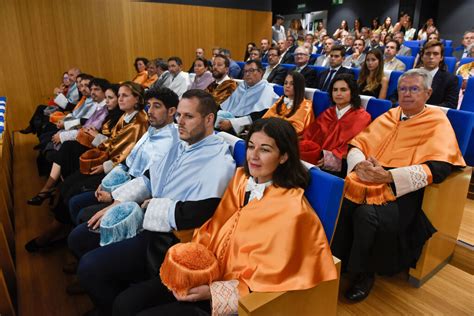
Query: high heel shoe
[[27, 190, 55, 206], [24, 236, 66, 253]]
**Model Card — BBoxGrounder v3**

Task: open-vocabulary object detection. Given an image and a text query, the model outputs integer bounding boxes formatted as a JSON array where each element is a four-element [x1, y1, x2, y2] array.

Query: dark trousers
[[68, 191, 110, 225], [76, 231, 150, 315]]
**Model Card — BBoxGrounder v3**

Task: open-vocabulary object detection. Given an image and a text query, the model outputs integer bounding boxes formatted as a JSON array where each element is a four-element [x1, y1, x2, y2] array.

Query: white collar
[[245, 177, 272, 201], [95, 99, 106, 108], [283, 97, 293, 109], [124, 111, 138, 123], [335, 104, 351, 119], [216, 75, 230, 85], [401, 106, 426, 120]]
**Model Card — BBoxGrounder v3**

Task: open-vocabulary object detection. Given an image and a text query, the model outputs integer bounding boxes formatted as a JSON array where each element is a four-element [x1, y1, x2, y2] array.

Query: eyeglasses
[[243, 68, 259, 74], [399, 86, 424, 94], [294, 53, 308, 57]]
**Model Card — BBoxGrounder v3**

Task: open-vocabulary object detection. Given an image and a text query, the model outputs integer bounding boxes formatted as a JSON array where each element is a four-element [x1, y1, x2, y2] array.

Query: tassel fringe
[[345, 172, 396, 205]]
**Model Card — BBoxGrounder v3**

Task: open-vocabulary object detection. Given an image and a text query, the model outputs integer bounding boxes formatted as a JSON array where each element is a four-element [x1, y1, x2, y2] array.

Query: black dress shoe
[[24, 237, 66, 253], [27, 190, 55, 206], [66, 280, 86, 295], [345, 274, 375, 302], [20, 126, 34, 134]]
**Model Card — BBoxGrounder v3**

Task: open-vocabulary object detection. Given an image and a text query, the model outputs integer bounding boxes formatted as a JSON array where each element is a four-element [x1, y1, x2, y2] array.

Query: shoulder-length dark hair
[[244, 42, 256, 61], [358, 49, 384, 92], [276, 71, 305, 118], [244, 118, 310, 189], [134, 57, 149, 72], [104, 83, 124, 130], [329, 73, 361, 108]]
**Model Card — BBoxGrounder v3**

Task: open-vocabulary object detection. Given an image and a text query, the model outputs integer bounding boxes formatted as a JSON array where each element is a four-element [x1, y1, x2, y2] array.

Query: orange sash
[[193, 168, 337, 297], [345, 106, 466, 205]]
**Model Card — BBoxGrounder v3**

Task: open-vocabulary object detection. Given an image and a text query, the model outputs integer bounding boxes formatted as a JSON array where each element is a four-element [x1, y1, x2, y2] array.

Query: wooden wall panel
[[0, 0, 271, 130]]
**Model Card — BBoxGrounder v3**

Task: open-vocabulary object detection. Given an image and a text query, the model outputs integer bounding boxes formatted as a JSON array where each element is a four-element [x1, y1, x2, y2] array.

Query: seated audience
[[20, 67, 81, 135], [263, 47, 287, 86], [314, 21, 327, 42], [300, 74, 371, 177], [352, 18, 362, 39], [366, 32, 384, 55], [219, 48, 241, 79], [263, 71, 314, 135], [277, 38, 295, 65], [243, 42, 257, 61], [69, 90, 236, 315], [381, 17, 394, 34], [393, 32, 412, 56], [304, 33, 317, 54], [316, 45, 354, 92], [370, 18, 381, 35], [358, 49, 389, 99], [142, 60, 159, 89], [333, 20, 349, 41], [384, 40, 406, 71], [293, 46, 318, 88], [260, 38, 271, 62], [162, 56, 190, 98], [131, 57, 149, 85], [344, 35, 355, 55], [204, 54, 238, 105], [453, 30, 474, 61], [217, 60, 278, 135], [456, 44, 474, 107], [403, 16, 416, 41], [189, 57, 213, 90], [25, 81, 149, 252], [314, 37, 335, 67], [421, 40, 459, 108], [187, 48, 208, 73], [287, 19, 305, 45], [343, 38, 367, 68], [331, 68, 465, 302], [149, 59, 170, 90], [68, 87, 179, 226], [417, 18, 438, 41]]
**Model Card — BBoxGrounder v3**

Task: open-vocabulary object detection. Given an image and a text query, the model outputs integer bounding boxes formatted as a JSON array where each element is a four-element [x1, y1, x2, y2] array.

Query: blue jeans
[[68, 191, 110, 225]]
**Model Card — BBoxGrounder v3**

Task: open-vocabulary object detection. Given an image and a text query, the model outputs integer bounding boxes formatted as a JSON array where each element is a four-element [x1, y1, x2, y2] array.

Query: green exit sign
[[332, 0, 343, 4]]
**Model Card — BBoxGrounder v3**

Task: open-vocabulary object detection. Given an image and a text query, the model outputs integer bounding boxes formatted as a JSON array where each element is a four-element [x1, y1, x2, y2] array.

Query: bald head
[[68, 67, 81, 85]]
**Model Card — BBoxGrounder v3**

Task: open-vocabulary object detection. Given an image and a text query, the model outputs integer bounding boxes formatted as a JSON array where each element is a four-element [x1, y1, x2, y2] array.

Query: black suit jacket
[[316, 67, 354, 91], [427, 69, 459, 109], [280, 50, 295, 65], [299, 65, 318, 88], [267, 65, 288, 86]]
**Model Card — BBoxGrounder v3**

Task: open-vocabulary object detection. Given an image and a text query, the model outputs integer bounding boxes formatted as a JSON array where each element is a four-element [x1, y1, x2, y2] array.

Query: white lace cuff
[[347, 148, 366, 174], [92, 134, 108, 147], [210, 280, 239, 316], [389, 164, 432, 197], [229, 116, 252, 135], [142, 198, 174, 232], [112, 177, 151, 202], [59, 129, 79, 143]]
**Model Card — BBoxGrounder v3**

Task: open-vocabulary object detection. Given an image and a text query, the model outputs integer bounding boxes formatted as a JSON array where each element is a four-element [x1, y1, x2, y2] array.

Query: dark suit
[[344, 47, 354, 56], [266, 65, 288, 86], [298, 65, 318, 88], [261, 50, 269, 63], [316, 66, 354, 91], [453, 46, 468, 61], [280, 50, 295, 65], [427, 69, 459, 109]]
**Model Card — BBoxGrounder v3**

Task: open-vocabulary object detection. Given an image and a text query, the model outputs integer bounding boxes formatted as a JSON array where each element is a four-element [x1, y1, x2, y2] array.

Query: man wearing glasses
[[263, 47, 287, 86], [293, 46, 318, 88], [216, 60, 278, 134], [331, 68, 465, 302]]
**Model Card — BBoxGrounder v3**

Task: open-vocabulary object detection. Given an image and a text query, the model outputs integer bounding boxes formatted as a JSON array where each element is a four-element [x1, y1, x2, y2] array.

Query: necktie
[[322, 69, 336, 91]]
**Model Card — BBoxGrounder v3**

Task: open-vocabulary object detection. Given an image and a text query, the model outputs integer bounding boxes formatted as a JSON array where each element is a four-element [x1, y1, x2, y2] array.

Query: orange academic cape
[[262, 97, 314, 136], [299, 106, 371, 164], [192, 168, 337, 296], [132, 71, 149, 86], [345, 106, 466, 204]]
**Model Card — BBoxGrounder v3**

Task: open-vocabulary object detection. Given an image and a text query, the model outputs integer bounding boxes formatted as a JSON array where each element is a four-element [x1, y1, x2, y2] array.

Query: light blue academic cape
[[72, 97, 97, 119], [220, 79, 278, 117]]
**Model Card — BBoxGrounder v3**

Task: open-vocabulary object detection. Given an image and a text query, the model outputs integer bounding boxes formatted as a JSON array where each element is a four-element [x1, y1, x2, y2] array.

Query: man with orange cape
[[331, 69, 466, 302]]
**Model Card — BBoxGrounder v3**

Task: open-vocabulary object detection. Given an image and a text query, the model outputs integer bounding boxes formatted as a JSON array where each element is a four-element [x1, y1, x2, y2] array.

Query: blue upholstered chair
[[236, 61, 245, 70], [273, 84, 284, 97], [366, 98, 392, 120], [409, 45, 420, 57], [308, 65, 328, 77], [460, 77, 474, 112], [397, 55, 415, 70], [386, 70, 404, 100], [404, 40, 421, 48], [444, 56, 456, 73], [443, 39, 452, 47], [459, 57, 474, 67], [280, 64, 296, 71], [351, 67, 360, 80], [312, 90, 331, 116], [444, 46, 453, 57]]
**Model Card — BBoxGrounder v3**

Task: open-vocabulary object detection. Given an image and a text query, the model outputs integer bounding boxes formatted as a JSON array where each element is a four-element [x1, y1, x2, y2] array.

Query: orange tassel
[[345, 172, 396, 205], [160, 242, 221, 297]]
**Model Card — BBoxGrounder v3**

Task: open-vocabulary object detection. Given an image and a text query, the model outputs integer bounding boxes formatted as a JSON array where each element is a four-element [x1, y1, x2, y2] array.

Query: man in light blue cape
[[68, 89, 236, 315], [217, 60, 278, 134]]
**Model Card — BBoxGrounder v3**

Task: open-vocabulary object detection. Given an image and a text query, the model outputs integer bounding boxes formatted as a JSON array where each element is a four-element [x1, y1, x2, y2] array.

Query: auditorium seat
[[273, 84, 283, 97], [409, 45, 420, 58], [236, 61, 245, 70], [304, 88, 317, 100], [444, 46, 453, 57], [460, 77, 474, 112], [312, 90, 331, 116], [457, 75, 463, 92], [443, 39, 453, 47], [351, 67, 360, 80], [459, 57, 474, 67], [308, 65, 328, 76], [409, 107, 473, 286], [397, 55, 415, 70], [404, 40, 421, 48], [218, 132, 342, 315], [280, 64, 296, 71], [386, 70, 404, 100], [444, 56, 456, 73], [366, 98, 392, 120]]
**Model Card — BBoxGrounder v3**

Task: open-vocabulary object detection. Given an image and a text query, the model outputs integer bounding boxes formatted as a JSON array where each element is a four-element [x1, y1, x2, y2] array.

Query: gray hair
[[398, 68, 433, 90]]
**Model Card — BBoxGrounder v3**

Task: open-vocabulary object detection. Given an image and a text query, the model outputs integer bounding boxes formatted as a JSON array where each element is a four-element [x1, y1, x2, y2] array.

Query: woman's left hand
[[173, 285, 211, 302], [90, 165, 104, 175]]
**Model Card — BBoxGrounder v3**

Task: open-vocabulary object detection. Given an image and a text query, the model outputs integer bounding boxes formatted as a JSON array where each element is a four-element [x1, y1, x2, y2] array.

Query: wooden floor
[[12, 132, 474, 316], [459, 199, 474, 246]]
